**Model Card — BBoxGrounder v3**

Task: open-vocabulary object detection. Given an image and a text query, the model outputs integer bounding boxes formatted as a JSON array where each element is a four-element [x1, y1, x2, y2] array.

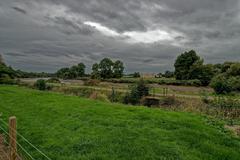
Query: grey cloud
[[12, 6, 27, 14], [0, 0, 240, 73]]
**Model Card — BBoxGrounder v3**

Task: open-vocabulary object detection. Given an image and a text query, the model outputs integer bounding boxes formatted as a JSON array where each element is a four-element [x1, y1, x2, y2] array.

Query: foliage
[[204, 96, 240, 124], [227, 63, 240, 76], [174, 50, 200, 80], [222, 62, 235, 73], [91, 63, 100, 79], [1, 85, 240, 160], [53, 86, 94, 97], [132, 72, 141, 78], [104, 77, 202, 86], [0, 74, 16, 84], [228, 76, 240, 92], [113, 60, 124, 78], [99, 58, 114, 79], [0, 64, 16, 79], [163, 71, 175, 78], [124, 79, 149, 105], [34, 79, 47, 90], [56, 63, 86, 79], [210, 74, 232, 94], [91, 58, 124, 79], [189, 63, 214, 86], [0, 57, 17, 84], [15, 70, 54, 78]]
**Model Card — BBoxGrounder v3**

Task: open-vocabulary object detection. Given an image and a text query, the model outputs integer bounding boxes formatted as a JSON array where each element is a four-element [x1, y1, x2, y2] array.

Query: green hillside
[[0, 85, 239, 160]]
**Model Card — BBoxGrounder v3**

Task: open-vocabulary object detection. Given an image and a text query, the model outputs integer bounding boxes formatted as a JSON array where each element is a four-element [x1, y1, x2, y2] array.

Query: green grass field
[[0, 85, 240, 160]]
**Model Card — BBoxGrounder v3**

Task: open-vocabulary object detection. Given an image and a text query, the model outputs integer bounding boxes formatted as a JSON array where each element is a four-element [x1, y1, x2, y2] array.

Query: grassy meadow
[[0, 85, 240, 159]]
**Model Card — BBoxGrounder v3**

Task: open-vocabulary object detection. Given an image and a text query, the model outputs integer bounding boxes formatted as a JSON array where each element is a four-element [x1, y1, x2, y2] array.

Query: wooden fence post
[[9, 116, 17, 160]]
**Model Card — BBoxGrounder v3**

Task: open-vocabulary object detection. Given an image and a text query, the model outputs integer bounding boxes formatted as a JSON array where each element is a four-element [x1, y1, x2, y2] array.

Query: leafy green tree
[[76, 63, 86, 77], [113, 60, 124, 78], [163, 71, 174, 78], [91, 63, 100, 79], [0, 65, 15, 78], [56, 63, 86, 79], [189, 63, 214, 86], [99, 58, 114, 79], [91, 58, 124, 79], [56, 67, 75, 79], [133, 72, 140, 78], [70, 63, 86, 77], [174, 50, 200, 80]]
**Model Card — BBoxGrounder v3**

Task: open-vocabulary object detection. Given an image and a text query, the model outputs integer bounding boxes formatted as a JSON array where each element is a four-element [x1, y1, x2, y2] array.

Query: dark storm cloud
[[0, 0, 240, 72], [12, 6, 27, 14]]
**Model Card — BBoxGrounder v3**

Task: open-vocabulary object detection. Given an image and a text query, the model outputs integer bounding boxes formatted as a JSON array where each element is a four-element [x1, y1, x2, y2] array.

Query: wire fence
[[0, 117, 52, 160]]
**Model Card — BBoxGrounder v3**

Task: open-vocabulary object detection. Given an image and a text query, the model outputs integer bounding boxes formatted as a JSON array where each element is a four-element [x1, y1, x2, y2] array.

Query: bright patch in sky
[[84, 21, 181, 44], [84, 21, 120, 37]]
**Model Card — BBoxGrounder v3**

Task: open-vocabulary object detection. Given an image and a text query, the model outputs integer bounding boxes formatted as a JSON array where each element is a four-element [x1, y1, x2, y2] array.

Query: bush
[[0, 74, 16, 84], [123, 79, 149, 105], [210, 74, 232, 94], [34, 79, 47, 90], [46, 77, 61, 83], [228, 76, 240, 92]]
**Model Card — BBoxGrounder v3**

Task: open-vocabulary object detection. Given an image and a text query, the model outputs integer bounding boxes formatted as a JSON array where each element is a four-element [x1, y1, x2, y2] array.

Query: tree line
[[1, 51, 240, 95], [56, 58, 124, 79], [172, 50, 240, 94]]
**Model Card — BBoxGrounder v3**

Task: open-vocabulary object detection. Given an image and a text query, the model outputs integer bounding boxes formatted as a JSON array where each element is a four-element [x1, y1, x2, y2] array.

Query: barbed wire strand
[[0, 125, 35, 160], [0, 118, 51, 160]]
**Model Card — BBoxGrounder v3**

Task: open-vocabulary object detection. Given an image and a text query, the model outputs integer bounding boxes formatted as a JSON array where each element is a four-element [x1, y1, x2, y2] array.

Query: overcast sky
[[0, 0, 240, 73]]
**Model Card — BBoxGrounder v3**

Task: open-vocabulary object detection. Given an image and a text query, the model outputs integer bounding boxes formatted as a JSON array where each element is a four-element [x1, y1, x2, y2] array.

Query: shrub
[[0, 74, 16, 84], [210, 74, 232, 94], [228, 76, 240, 92], [123, 79, 149, 105], [34, 79, 47, 90]]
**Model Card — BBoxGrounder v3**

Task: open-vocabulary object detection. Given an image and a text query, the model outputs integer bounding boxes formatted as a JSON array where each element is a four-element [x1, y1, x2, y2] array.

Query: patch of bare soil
[[225, 125, 240, 137]]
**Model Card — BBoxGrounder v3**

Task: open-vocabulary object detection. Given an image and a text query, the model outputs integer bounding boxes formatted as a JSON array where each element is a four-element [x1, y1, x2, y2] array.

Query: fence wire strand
[[0, 125, 35, 160], [0, 118, 52, 160]]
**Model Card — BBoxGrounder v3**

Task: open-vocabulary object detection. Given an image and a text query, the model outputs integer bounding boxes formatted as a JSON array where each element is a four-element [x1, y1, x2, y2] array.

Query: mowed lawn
[[0, 85, 239, 160]]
